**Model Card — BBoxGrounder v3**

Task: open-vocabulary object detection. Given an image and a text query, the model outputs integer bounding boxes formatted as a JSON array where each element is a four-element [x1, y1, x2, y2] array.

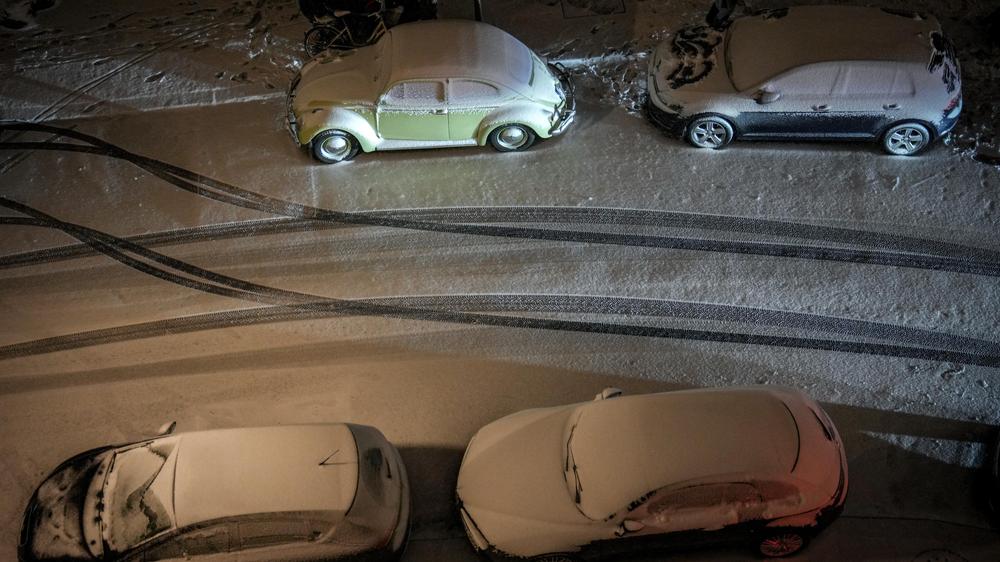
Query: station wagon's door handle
[[811, 104, 829, 112], [430, 108, 447, 115], [883, 103, 900, 110]]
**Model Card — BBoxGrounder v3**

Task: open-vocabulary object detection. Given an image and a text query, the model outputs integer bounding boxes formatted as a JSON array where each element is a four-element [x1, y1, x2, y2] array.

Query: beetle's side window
[[449, 80, 501, 105], [382, 81, 445, 107], [768, 64, 840, 97]]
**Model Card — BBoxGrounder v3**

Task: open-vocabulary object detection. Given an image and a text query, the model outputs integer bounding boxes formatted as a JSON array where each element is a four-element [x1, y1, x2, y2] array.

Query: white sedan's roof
[[569, 389, 799, 520], [386, 19, 533, 91], [727, 6, 939, 90], [171, 425, 359, 527]]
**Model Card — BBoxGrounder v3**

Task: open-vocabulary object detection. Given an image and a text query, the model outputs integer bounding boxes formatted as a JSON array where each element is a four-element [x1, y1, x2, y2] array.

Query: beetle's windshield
[[101, 438, 180, 553]]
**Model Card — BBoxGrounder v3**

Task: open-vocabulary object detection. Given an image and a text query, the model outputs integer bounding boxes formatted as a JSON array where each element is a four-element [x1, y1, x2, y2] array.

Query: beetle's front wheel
[[311, 130, 360, 164], [489, 124, 536, 152]]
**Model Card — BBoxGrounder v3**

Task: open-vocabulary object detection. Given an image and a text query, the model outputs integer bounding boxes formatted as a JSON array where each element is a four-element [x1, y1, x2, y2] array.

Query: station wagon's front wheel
[[489, 124, 536, 152], [312, 130, 360, 164], [882, 122, 930, 156], [687, 116, 734, 149]]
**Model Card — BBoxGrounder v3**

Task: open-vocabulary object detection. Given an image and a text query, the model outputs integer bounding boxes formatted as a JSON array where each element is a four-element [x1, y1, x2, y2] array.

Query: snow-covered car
[[646, 6, 962, 155], [287, 19, 575, 163], [18, 424, 410, 561], [456, 386, 848, 560]]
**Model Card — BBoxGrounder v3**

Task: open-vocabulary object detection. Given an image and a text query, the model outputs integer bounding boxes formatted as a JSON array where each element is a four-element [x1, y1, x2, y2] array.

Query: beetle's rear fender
[[477, 103, 556, 144], [298, 107, 379, 152]]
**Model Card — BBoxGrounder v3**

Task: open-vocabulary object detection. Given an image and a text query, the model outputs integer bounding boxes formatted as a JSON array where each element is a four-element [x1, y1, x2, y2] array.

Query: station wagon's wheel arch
[[685, 113, 739, 149], [878, 119, 937, 156]]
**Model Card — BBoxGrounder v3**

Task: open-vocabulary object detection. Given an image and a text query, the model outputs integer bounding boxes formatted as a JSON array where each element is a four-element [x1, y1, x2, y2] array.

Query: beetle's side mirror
[[594, 387, 624, 401], [156, 421, 177, 436], [754, 88, 781, 105]]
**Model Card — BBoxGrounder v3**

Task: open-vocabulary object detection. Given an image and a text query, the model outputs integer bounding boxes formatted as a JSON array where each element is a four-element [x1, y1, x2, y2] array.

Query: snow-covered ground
[[1, 0, 998, 560]]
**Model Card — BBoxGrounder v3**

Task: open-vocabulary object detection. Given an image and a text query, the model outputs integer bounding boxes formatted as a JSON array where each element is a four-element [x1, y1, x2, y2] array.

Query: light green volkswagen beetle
[[287, 19, 575, 163]]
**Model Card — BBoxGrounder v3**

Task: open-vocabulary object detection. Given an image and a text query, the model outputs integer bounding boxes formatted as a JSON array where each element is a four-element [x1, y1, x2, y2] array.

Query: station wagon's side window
[[137, 524, 230, 560], [768, 64, 840, 97], [833, 65, 915, 97], [239, 519, 312, 550], [381, 81, 445, 107], [449, 80, 502, 106]]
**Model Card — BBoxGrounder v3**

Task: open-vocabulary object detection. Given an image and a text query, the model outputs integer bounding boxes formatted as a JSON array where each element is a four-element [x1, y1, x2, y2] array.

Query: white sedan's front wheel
[[312, 130, 360, 164], [686, 115, 735, 149]]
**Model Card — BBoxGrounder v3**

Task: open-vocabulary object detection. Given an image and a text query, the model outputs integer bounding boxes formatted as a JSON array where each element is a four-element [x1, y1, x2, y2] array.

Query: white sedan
[[456, 386, 847, 560]]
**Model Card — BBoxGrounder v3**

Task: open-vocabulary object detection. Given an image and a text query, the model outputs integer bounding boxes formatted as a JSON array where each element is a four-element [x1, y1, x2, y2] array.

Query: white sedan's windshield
[[101, 438, 180, 553]]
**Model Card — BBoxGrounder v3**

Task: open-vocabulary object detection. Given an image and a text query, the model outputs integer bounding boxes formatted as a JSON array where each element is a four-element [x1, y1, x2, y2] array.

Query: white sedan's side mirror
[[615, 519, 646, 536], [594, 387, 624, 401], [156, 421, 177, 436]]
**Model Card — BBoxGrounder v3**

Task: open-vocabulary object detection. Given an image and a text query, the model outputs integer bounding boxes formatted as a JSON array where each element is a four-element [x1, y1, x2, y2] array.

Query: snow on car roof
[[171, 425, 359, 527], [727, 6, 939, 91], [385, 19, 533, 91], [568, 388, 800, 520]]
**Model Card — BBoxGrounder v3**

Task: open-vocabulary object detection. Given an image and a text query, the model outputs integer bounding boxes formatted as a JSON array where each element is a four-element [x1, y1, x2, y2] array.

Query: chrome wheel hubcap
[[886, 126, 927, 155], [691, 120, 729, 148], [497, 126, 528, 149], [319, 134, 351, 161]]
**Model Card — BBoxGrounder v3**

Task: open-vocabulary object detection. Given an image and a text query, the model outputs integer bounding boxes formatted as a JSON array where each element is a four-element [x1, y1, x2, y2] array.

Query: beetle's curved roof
[[727, 6, 940, 90], [171, 425, 360, 527], [384, 19, 533, 91], [568, 388, 800, 520]]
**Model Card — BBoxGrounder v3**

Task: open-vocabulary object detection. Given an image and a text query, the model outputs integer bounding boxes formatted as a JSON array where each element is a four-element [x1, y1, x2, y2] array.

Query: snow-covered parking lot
[[1, 0, 998, 560]]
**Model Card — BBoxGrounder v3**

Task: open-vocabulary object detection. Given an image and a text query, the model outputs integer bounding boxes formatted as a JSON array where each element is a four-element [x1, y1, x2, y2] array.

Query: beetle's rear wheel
[[489, 124, 536, 152], [311, 130, 360, 164]]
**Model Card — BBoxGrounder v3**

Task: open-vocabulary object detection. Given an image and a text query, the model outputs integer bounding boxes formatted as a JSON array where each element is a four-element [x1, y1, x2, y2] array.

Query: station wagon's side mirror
[[156, 421, 177, 436], [754, 88, 781, 105], [594, 387, 624, 401]]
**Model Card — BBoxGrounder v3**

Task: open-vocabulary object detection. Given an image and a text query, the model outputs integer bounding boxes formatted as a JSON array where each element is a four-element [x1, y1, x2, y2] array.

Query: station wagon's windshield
[[101, 438, 180, 553]]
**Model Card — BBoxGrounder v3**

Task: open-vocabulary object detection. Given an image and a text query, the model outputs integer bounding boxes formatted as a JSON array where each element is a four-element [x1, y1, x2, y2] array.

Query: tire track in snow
[[2, 201, 998, 368], [1, 134, 999, 276]]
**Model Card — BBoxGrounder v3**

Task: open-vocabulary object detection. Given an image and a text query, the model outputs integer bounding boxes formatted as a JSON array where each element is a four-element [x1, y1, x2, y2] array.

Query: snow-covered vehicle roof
[[171, 425, 359, 526], [568, 389, 800, 520], [386, 19, 534, 93], [727, 6, 941, 91]]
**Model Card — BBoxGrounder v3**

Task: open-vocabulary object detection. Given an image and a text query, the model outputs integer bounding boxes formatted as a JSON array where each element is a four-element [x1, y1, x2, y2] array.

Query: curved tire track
[[1, 202, 998, 368]]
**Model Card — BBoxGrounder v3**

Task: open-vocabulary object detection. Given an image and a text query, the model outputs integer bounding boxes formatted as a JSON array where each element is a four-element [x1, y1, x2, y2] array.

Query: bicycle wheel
[[304, 22, 349, 56]]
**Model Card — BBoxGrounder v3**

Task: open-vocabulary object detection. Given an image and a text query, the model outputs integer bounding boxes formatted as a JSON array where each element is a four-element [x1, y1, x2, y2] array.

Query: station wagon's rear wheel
[[687, 116, 734, 149], [757, 530, 807, 558], [882, 122, 931, 156], [489, 124, 536, 152], [531, 555, 578, 562], [312, 130, 359, 164]]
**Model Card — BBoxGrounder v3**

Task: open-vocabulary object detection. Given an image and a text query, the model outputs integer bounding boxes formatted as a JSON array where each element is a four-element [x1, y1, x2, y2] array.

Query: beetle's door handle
[[430, 108, 447, 115]]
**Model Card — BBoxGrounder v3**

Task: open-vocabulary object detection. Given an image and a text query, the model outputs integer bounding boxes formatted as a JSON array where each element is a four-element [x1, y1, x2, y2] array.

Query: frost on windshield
[[102, 438, 179, 553]]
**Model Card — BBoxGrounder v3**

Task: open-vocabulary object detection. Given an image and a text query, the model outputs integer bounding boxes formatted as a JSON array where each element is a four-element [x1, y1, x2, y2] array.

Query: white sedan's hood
[[457, 405, 603, 556]]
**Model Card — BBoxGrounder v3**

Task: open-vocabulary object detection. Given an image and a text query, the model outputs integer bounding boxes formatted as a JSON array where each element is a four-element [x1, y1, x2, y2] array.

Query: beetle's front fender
[[297, 106, 379, 152], [477, 102, 555, 144]]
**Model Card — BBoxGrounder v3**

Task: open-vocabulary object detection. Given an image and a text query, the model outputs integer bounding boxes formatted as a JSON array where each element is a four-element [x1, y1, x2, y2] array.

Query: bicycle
[[303, 1, 388, 56]]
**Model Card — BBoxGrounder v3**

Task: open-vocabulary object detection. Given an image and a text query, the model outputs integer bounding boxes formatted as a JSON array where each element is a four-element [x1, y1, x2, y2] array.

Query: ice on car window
[[835, 65, 915, 96], [771, 65, 839, 96], [384, 81, 444, 107], [102, 439, 179, 553], [450, 80, 500, 104]]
